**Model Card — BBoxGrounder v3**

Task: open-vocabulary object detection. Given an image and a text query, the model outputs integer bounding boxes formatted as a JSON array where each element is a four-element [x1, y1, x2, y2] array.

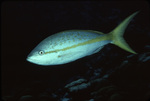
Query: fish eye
[[38, 51, 45, 55]]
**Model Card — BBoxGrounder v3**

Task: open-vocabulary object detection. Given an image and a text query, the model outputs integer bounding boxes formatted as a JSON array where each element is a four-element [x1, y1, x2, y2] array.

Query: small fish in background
[[27, 11, 139, 66]]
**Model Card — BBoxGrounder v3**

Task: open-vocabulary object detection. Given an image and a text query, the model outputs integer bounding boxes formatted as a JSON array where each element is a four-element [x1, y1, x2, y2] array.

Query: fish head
[[26, 41, 59, 66]]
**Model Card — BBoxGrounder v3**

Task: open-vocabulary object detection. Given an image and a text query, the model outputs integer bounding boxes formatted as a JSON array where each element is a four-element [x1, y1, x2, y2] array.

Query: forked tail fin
[[107, 11, 139, 54]]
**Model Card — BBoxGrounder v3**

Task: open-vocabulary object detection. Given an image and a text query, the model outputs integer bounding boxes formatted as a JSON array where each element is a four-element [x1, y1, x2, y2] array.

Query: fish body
[[27, 11, 138, 66]]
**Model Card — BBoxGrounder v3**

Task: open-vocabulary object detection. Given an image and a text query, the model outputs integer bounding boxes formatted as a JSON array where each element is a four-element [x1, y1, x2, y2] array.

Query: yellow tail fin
[[107, 11, 139, 54]]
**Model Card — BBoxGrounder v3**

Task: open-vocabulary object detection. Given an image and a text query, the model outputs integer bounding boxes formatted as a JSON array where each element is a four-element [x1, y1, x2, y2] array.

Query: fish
[[27, 11, 139, 66]]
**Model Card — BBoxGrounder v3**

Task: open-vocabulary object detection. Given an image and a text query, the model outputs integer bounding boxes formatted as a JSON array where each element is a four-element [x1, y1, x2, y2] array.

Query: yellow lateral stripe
[[45, 35, 109, 54]]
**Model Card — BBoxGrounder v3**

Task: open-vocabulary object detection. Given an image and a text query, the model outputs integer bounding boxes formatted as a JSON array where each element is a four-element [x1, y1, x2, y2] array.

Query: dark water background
[[1, 1, 150, 101]]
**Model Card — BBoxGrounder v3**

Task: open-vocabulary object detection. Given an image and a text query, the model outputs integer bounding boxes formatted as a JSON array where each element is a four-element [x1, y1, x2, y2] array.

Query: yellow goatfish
[[27, 11, 138, 66]]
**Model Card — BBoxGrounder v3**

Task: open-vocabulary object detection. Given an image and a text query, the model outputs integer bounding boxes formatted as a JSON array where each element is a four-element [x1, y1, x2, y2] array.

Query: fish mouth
[[26, 57, 31, 62], [26, 56, 33, 62], [26, 57, 29, 61], [26, 57, 45, 66], [26, 57, 37, 65], [26, 53, 34, 62]]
